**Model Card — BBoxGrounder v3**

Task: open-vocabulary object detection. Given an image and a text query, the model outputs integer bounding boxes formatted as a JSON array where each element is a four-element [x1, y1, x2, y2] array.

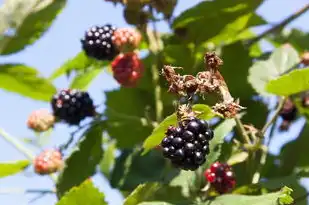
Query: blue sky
[[0, 0, 309, 204]]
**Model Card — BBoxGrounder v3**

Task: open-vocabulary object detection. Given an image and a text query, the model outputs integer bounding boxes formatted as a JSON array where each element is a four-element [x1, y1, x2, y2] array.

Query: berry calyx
[[160, 117, 213, 171], [51, 89, 95, 125], [34, 149, 63, 175], [111, 52, 143, 87], [112, 28, 142, 52], [204, 162, 236, 194], [27, 109, 55, 132], [81, 24, 119, 60]]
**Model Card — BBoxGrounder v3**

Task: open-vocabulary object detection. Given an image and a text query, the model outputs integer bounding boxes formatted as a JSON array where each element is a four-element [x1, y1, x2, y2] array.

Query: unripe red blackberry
[[34, 149, 63, 175], [112, 28, 142, 52], [81, 24, 119, 60], [279, 98, 297, 121], [27, 109, 55, 132], [204, 162, 236, 194], [51, 89, 95, 125], [111, 52, 144, 87], [160, 117, 214, 171]]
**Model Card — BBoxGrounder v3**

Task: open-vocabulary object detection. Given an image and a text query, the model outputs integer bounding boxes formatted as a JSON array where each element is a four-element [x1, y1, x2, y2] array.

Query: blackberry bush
[[81, 24, 119, 60], [160, 117, 214, 171], [34, 149, 63, 175], [51, 89, 95, 125], [204, 162, 236, 194]]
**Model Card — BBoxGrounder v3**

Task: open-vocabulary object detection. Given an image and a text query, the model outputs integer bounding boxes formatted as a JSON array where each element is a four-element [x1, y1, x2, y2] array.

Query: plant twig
[[146, 7, 164, 122], [248, 3, 309, 46], [261, 97, 285, 134], [234, 116, 251, 144], [0, 188, 55, 195]]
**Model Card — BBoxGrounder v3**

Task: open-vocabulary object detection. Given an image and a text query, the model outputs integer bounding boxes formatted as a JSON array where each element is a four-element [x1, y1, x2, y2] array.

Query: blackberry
[[112, 28, 142, 52], [160, 117, 213, 171], [204, 162, 236, 194], [51, 89, 95, 125], [81, 24, 119, 60], [279, 98, 297, 121], [27, 109, 55, 132]]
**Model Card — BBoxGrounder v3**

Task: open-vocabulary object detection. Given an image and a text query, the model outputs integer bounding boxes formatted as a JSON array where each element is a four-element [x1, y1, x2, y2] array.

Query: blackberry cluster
[[204, 162, 236, 194], [81, 24, 119, 60], [51, 89, 95, 125], [160, 117, 214, 171]]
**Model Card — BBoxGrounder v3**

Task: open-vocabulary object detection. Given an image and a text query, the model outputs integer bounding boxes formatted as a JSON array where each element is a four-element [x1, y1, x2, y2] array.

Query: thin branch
[[248, 3, 309, 46], [0, 188, 55, 195], [147, 7, 164, 122], [261, 97, 285, 134], [234, 116, 251, 144]]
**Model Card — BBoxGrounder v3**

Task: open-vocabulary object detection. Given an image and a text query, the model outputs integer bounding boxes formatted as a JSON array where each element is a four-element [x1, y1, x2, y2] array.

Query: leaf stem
[[248, 3, 309, 46], [0, 128, 57, 183]]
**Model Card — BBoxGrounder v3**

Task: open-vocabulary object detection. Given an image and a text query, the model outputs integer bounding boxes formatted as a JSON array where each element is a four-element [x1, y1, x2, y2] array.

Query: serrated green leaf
[[123, 182, 161, 205], [56, 124, 104, 198], [266, 67, 309, 96], [0, 64, 56, 101], [201, 187, 293, 205], [69, 68, 102, 90], [248, 45, 300, 96], [56, 180, 107, 205], [0, 0, 66, 54], [100, 141, 116, 179], [142, 104, 215, 155], [172, 0, 265, 44], [278, 187, 294, 205], [204, 118, 237, 168], [0, 160, 30, 178]]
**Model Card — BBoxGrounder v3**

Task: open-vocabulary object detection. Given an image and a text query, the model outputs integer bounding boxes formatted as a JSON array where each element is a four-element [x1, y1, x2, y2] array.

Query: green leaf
[[142, 104, 215, 155], [201, 187, 293, 205], [104, 88, 155, 148], [123, 182, 161, 205], [204, 118, 237, 168], [49, 52, 107, 80], [110, 149, 170, 191], [138, 203, 174, 205], [0, 160, 30, 178], [172, 0, 265, 44], [56, 124, 104, 198], [56, 180, 107, 205], [0, 64, 56, 101], [227, 151, 249, 166], [278, 123, 309, 176], [248, 44, 300, 96], [69, 68, 103, 90], [266, 67, 309, 96], [0, 0, 66, 54], [100, 141, 116, 179]]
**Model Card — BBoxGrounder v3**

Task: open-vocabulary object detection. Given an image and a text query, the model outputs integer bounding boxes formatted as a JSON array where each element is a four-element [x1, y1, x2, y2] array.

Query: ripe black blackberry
[[279, 98, 297, 121], [161, 118, 214, 171], [51, 89, 95, 125], [81, 24, 119, 60]]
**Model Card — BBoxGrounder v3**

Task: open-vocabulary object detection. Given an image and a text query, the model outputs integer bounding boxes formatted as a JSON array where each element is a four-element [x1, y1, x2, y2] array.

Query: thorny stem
[[248, 3, 309, 46], [252, 97, 285, 184], [0, 128, 57, 183], [147, 8, 164, 122]]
